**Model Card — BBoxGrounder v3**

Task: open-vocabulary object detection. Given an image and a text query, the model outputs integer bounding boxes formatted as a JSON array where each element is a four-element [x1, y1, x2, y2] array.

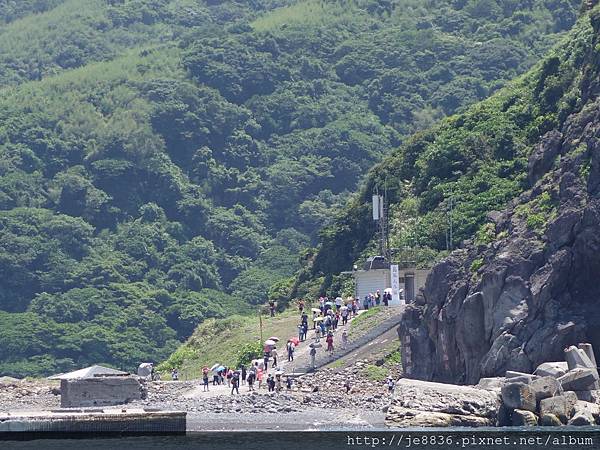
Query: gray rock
[[506, 371, 537, 382], [540, 413, 562, 426], [528, 376, 562, 402], [501, 382, 536, 412], [534, 362, 568, 378], [571, 400, 600, 422], [539, 392, 578, 423], [511, 409, 538, 426], [568, 410, 595, 426], [476, 377, 505, 392], [385, 407, 494, 428], [386, 379, 499, 427], [558, 368, 599, 391]]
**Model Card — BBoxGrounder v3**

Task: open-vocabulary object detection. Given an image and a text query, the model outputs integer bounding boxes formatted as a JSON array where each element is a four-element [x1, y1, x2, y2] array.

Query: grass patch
[[349, 306, 382, 331], [361, 364, 388, 381], [158, 308, 303, 379], [251, 0, 366, 31]]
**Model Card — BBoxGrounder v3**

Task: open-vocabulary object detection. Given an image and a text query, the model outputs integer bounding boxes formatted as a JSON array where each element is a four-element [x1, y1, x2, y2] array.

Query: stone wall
[[60, 376, 144, 407]]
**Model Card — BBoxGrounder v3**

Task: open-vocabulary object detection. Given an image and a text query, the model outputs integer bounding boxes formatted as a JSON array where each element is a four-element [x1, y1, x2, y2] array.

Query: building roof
[[48, 365, 130, 380]]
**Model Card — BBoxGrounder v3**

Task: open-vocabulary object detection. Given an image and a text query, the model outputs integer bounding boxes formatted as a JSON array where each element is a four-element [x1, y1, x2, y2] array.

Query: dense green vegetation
[[0, 0, 584, 376], [303, 4, 598, 299]]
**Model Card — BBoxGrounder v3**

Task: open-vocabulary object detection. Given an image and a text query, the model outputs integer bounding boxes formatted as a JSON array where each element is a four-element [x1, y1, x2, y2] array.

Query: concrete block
[[61, 376, 143, 407], [501, 382, 536, 412], [534, 362, 568, 378], [539, 392, 578, 423], [578, 343, 600, 389], [529, 376, 562, 402], [511, 409, 537, 426], [505, 371, 538, 383], [564, 346, 595, 370], [558, 368, 599, 391]]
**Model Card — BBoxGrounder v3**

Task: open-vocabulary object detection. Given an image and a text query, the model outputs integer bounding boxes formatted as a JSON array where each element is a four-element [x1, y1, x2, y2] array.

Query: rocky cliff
[[400, 6, 600, 385]]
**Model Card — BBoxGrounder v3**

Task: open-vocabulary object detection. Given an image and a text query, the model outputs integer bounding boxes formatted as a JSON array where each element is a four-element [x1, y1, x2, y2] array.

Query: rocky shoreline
[[0, 362, 394, 419]]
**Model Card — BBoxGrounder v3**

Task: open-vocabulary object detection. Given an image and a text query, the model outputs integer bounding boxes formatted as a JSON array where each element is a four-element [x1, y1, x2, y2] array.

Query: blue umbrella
[[216, 365, 225, 372]]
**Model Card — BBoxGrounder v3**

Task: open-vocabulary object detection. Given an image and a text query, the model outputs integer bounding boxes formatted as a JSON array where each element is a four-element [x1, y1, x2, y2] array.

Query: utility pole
[[258, 306, 263, 343]]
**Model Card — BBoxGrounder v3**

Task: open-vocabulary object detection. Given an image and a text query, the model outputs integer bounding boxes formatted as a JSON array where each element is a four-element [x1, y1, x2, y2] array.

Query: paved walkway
[[279, 306, 404, 374]]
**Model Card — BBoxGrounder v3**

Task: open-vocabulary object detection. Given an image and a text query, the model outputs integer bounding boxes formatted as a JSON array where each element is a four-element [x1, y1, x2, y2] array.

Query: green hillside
[[0, 0, 583, 377], [300, 3, 598, 299]]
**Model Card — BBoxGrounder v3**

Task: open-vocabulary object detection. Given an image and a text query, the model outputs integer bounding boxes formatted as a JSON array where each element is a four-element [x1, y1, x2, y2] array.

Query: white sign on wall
[[390, 264, 403, 305]]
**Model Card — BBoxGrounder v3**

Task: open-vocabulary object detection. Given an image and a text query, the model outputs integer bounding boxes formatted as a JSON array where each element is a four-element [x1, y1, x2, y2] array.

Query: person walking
[[335, 295, 343, 311], [202, 367, 210, 392], [241, 365, 247, 385], [375, 290, 381, 306], [298, 299, 305, 315], [310, 346, 317, 369], [326, 332, 334, 355], [231, 372, 240, 395], [263, 351, 270, 372], [247, 370, 255, 391], [344, 378, 351, 394], [171, 368, 179, 381], [387, 377, 395, 394], [287, 341, 295, 362], [341, 305, 349, 325], [267, 374, 276, 392], [271, 348, 278, 368], [226, 368, 233, 387], [383, 291, 389, 307], [269, 300, 276, 317], [302, 323, 308, 341], [341, 328, 348, 350], [363, 294, 370, 310], [257, 367, 264, 390]]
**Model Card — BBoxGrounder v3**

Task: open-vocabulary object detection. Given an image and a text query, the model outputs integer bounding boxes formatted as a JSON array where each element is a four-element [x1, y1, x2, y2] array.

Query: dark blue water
[[2, 428, 600, 450]]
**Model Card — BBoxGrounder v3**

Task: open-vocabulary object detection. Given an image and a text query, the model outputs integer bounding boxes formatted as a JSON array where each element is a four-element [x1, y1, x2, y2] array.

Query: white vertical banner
[[390, 264, 402, 305], [372, 195, 380, 220]]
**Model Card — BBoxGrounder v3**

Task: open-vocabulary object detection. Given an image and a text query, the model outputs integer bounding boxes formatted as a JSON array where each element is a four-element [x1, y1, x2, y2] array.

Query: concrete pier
[[0, 409, 186, 435]]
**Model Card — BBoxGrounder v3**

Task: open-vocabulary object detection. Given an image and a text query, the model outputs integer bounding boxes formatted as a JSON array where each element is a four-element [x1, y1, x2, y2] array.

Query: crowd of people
[[169, 291, 396, 396]]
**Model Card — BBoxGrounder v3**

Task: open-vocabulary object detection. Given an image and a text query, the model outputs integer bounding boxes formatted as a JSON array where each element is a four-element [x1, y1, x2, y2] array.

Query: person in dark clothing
[[241, 365, 247, 385], [231, 373, 240, 395], [269, 300, 276, 317], [267, 374, 276, 392], [383, 292, 389, 307]]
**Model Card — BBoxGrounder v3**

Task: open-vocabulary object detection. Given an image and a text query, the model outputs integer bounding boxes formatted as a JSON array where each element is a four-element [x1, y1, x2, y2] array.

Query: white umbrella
[[265, 339, 277, 346], [210, 363, 220, 371], [313, 317, 324, 322], [311, 308, 321, 313], [340, 305, 348, 311], [274, 370, 284, 375], [268, 336, 280, 342]]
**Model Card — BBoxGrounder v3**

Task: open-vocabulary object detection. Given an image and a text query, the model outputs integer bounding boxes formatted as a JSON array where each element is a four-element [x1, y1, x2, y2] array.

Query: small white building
[[351, 257, 430, 305]]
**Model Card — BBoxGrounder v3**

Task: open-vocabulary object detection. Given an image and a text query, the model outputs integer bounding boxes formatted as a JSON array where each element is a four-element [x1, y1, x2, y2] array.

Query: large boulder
[[528, 376, 562, 402], [534, 362, 568, 378], [386, 379, 499, 427], [558, 368, 599, 391], [539, 392, 578, 423], [501, 382, 536, 412], [570, 400, 600, 424]]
